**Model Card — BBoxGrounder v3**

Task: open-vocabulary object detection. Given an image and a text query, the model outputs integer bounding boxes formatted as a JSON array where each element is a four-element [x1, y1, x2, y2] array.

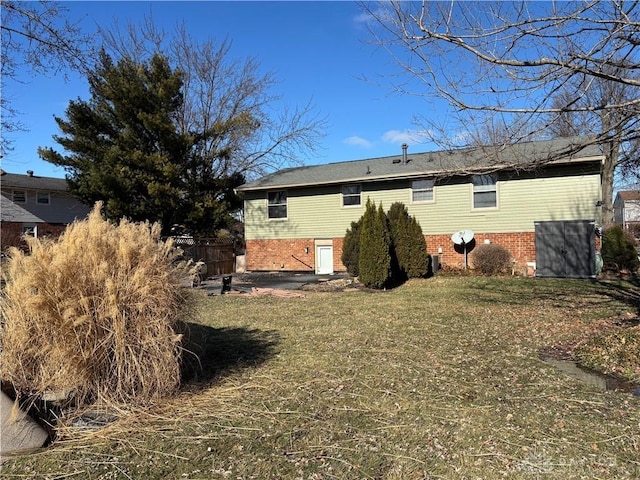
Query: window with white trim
[[22, 224, 37, 237], [267, 190, 287, 219], [12, 190, 26, 203], [342, 184, 361, 206], [37, 192, 50, 205], [411, 179, 434, 202], [472, 174, 498, 209]]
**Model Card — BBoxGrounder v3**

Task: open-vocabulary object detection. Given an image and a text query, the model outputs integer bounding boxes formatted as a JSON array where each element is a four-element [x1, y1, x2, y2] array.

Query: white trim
[[471, 174, 498, 210], [341, 184, 362, 208], [411, 179, 435, 204], [266, 190, 288, 220]]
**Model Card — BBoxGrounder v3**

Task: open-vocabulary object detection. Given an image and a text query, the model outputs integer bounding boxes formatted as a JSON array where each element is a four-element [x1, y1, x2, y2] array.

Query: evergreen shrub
[[387, 202, 429, 279], [602, 225, 640, 272], [359, 199, 392, 288], [341, 218, 362, 277]]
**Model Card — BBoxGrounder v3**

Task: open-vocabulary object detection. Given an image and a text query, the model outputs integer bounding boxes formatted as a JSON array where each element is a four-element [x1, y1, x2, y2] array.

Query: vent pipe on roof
[[27, 170, 34, 177], [401, 143, 408, 164]]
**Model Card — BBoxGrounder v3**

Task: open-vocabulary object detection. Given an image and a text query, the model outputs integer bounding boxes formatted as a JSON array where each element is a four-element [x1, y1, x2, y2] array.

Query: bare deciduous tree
[[1, 0, 94, 155], [363, 1, 640, 225], [543, 67, 640, 224], [100, 16, 326, 181]]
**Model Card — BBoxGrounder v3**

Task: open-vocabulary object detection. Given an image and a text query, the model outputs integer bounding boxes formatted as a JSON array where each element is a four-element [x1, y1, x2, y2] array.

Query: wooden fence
[[172, 237, 236, 277]]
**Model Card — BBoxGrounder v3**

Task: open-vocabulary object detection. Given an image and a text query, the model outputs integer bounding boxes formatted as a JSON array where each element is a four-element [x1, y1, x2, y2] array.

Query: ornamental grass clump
[[0, 203, 193, 408]]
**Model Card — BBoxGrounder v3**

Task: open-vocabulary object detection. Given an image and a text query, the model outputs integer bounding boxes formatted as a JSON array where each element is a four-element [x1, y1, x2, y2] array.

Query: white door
[[316, 245, 334, 274]]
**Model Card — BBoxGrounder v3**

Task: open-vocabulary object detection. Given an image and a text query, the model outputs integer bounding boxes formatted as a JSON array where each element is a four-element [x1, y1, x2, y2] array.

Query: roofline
[[236, 154, 603, 192]]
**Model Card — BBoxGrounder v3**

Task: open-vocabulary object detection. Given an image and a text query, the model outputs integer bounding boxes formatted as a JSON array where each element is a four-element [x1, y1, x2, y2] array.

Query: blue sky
[[2, 1, 440, 179]]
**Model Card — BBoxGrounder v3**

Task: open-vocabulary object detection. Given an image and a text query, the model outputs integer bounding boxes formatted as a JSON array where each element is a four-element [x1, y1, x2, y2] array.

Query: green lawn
[[4, 276, 640, 479]]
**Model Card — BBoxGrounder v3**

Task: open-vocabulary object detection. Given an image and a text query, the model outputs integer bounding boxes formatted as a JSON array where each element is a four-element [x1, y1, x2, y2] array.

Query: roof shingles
[[238, 137, 602, 192]]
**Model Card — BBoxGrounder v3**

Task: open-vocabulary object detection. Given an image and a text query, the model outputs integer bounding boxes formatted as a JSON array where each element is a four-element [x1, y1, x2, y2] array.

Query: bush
[[359, 199, 392, 289], [471, 243, 512, 275], [341, 218, 362, 277], [602, 225, 640, 272], [405, 216, 430, 278], [0, 203, 193, 408], [386, 203, 429, 279]]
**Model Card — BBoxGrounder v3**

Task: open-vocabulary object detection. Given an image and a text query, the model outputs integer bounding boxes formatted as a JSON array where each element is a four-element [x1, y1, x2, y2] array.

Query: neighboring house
[[1, 169, 91, 249], [613, 191, 640, 234], [237, 137, 604, 278]]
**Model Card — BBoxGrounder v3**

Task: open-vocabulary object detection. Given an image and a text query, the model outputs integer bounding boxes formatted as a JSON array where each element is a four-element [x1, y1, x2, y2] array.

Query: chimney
[[27, 170, 34, 177], [401, 143, 408, 164]]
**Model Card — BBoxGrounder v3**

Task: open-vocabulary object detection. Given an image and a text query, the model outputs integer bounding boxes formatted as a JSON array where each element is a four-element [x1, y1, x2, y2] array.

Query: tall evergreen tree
[[387, 202, 411, 281], [39, 51, 190, 233], [386, 202, 430, 279], [406, 216, 430, 278], [359, 199, 392, 289]]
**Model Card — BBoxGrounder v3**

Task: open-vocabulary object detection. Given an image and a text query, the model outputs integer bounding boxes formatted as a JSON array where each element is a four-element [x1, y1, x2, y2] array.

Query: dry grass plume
[[0, 203, 193, 408]]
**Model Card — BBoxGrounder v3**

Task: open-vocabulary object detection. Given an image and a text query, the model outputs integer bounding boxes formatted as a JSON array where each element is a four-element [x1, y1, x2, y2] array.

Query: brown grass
[[0, 203, 193, 408], [3, 276, 640, 479]]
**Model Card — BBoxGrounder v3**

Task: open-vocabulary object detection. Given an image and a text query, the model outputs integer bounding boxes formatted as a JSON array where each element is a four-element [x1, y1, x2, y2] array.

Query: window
[[472, 174, 498, 209], [267, 190, 287, 219], [342, 184, 361, 206], [12, 190, 26, 203], [412, 179, 434, 202], [22, 224, 37, 237], [37, 192, 50, 205]]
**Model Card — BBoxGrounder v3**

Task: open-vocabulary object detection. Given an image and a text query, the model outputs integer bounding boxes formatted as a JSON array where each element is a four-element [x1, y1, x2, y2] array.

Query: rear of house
[[1, 170, 91, 249], [238, 138, 604, 277]]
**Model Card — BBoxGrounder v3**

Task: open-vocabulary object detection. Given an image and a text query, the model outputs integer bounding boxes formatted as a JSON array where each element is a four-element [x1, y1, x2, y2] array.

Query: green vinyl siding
[[243, 171, 601, 240]]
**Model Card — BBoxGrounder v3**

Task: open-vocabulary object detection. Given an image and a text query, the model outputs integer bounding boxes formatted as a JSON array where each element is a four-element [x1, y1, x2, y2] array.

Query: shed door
[[316, 245, 334, 274], [535, 220, 595, 278]]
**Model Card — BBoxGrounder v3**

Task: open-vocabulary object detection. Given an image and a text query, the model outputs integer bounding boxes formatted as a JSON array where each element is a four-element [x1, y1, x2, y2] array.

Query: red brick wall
[[248, 232, 538, 272], [1, 222, 67, 251], [425, 232, 537, 270], [246, 238, 317, 271], [247, 230, 600, 273], [1, 222, 23, 250]]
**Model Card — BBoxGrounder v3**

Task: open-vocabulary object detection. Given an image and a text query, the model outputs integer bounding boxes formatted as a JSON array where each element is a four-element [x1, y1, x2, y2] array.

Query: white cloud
[[353, 7, 393, 26], [353, 12, 372, 24], [343, 136, 373, 148], [382, 129, 432, 145]]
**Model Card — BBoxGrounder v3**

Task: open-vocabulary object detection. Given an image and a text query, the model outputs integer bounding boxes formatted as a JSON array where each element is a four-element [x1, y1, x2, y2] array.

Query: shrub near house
[[602, 225, 640, 272], [472, 243, 513, 275], [358, 199, 392, 289], [345, 201, 430, 288]]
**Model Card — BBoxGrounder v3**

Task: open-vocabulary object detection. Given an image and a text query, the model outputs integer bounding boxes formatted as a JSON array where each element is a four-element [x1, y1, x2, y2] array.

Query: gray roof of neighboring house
[[0, 194, 43, 223], [0, 169, 69, 191], [237, 137, 603, 192]]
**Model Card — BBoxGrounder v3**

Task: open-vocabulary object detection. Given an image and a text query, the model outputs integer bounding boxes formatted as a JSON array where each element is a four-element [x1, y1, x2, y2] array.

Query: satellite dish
[[451, 229, 474, 245], [451, 229, 475, 269]]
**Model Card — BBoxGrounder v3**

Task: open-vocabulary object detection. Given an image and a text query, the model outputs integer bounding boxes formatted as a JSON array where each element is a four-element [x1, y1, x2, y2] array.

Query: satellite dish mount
[[451, 229, 475, 269]]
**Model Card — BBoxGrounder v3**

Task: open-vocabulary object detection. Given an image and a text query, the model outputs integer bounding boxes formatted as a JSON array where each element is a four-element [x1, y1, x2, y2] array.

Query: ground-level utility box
[[534, 220, 596, 279]]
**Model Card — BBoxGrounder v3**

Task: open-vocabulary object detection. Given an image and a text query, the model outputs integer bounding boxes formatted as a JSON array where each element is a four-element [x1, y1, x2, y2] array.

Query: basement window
[[267, 190, 287, 219], [472, 174, 498, 209]]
